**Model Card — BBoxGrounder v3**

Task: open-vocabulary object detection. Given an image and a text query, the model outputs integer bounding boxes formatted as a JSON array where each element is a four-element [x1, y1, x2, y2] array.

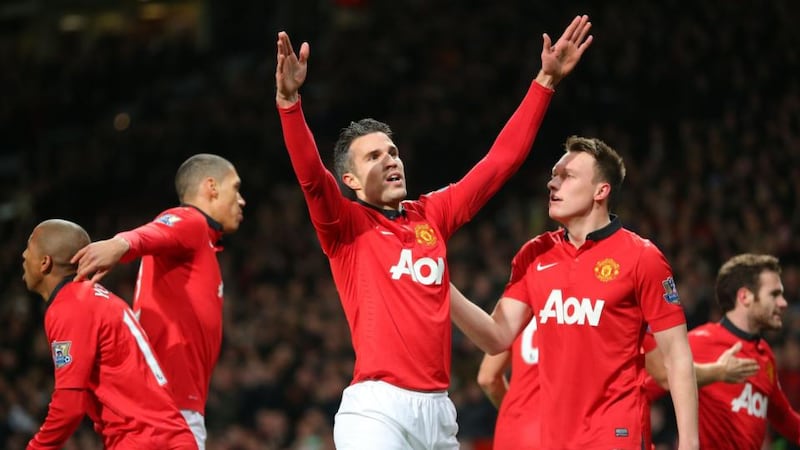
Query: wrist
[[276, 92, 299, 108], [113, 235, 131, 254], [534, 70, 558, 89]]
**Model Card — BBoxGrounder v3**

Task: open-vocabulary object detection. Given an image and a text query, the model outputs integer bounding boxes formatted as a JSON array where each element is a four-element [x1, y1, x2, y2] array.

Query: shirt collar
[[562, 214, 622, 242], [182, 204, 224, 232], [356, 199, 406, 220], [720, 315, 761, 342], [46, 276, 74, 307]]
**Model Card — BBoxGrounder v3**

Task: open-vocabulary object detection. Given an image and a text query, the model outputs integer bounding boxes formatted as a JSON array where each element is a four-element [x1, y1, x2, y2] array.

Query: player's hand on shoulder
[[71, 237, 129, 282]]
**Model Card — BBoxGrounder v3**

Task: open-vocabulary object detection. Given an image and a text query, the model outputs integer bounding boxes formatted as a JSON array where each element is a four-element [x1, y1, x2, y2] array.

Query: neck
[[562, 212, 611, 247], [38, 271, 75, 302], [725, 311, 757, 335]]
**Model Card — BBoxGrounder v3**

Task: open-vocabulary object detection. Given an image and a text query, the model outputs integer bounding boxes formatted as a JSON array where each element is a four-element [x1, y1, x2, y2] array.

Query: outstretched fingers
[[558, 15, 583, 43], [574, 18, 592, 47]]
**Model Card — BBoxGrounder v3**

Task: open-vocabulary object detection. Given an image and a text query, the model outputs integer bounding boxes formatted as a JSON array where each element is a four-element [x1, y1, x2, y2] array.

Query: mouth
[[385, 173, 403, 185]]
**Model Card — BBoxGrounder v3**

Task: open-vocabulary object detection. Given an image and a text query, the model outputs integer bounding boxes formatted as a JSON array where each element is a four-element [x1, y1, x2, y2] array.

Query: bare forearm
[[666, 353, 699, 450], [694, 362, 723, 388], [450, 294, 508, 354], [480, 376, 508, 409]]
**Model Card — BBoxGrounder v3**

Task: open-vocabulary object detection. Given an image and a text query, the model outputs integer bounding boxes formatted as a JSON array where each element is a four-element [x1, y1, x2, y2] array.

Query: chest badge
[[594, 258, 620, 282], [415, 224, 437, 247]]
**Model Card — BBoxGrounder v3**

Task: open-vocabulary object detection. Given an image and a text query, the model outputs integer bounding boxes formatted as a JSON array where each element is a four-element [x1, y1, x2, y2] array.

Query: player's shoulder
[[48, 281, 115, 318], [688, 322, 723, 339], [513, 231, 560, 261], [154, 206, 203, 224], [614, 228, 670, 265]]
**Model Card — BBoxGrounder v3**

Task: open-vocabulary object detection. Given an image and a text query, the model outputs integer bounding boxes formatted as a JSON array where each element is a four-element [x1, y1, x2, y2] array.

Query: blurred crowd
[[1, 1, 799, 449]]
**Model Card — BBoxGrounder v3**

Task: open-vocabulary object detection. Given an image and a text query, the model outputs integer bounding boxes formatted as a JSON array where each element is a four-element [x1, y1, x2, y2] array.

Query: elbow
[[476, 370, 499, 391]]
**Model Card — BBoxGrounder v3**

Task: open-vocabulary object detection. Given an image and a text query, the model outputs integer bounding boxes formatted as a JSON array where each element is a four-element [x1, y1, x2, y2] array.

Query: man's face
[[212, 167, 245, 233], [21, 229, 43, 292], [750, 270, 787, 332], [547, 151, 603, 223], [344, 132, 407, 209]]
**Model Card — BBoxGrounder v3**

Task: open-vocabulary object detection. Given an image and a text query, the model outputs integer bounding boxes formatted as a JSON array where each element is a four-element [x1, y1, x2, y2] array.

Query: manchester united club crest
[[51, 341, 73, 368], [415, 224, 437, 246], [594, 258, 620, 282]]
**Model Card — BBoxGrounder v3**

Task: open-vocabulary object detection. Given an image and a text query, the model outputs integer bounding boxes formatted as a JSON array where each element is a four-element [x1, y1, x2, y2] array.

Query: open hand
[[716, 341, 760, 383], [275, 31, 310, 106], [538, 15, 593, 87]]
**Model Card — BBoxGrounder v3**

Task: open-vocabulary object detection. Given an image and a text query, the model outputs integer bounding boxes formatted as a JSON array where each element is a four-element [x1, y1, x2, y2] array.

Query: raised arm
[[274, 31, 346, 232], [439, 16, 593, 230], [71, 212, 201, 282]]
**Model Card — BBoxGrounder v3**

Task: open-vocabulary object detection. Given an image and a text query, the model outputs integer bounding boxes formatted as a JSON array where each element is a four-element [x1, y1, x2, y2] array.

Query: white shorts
[[180, 409, 207, 450], [334, 380, 459, 450]]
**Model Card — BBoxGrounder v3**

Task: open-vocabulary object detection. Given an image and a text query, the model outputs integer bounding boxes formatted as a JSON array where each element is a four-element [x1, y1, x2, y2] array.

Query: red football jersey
[[503, 218, 686, 449], [493, 317, 541, 449], [118, 205, 224, 413], [34, 279, 196, 449], [279, 81, 553, 391], [689, 319, 800, 449]]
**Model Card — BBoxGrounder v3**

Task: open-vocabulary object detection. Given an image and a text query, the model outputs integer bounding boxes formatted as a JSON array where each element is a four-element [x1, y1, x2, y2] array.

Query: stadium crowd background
[[1, 1, 799, 448]]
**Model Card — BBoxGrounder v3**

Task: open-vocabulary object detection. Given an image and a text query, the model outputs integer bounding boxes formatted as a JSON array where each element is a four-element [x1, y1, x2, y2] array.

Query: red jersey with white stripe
[[687, 319, 800, 449], [29, 279, 196, 450], [493, 317, 541, 449], [503, 218, 686, 449], [118, 205, 224, 413], [278, 81, 553, 391]]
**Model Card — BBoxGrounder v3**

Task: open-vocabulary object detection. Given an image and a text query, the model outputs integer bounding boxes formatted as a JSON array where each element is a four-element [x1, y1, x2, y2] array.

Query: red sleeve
[[277, 98, 347, 237], [116, 209, 204, 263], [767, 382, 800, 443], [635, 241, 686, 332], [428, 81, 553, 237], [27, 389, 87, 450], [45, 296, 96, 390]]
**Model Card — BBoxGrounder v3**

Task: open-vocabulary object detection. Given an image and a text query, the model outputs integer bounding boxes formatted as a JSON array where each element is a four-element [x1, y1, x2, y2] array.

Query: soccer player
[[71, 153, 245, 450], [450, 135, 700, 450], [645, 253, 800, 449], [478, 318, 758, 449], [21, 219, 197, 450], [274, 15, 593, 450]]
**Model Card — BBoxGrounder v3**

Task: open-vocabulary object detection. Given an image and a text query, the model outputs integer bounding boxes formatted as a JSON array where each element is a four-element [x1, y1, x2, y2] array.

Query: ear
[[594, 182, 611, 202], [201, 176, 218, 200], [41, 255, 54, 275], [736, 286, 754, 307], [342, 172, 362, 191]]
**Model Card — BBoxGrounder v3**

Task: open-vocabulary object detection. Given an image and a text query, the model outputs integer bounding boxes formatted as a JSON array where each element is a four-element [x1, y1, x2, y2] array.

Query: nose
[[238, 193, 246, 207]]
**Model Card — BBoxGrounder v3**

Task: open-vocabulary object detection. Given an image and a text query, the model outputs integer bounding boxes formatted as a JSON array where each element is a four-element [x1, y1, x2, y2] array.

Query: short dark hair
[[715, 253, 782, 313], [333, 118, 393, 183], [564, 135, 626, 196], [35, 219, 91, 269], [175, 154, 233, 202]]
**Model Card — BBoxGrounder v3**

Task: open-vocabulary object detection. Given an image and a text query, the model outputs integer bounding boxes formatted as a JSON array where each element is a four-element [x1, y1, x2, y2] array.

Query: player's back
[[48, 281, 197, 449]]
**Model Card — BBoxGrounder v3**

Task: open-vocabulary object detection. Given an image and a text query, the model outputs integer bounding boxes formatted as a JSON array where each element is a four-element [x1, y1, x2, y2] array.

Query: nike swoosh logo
[[536, 262, 558, 271]]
